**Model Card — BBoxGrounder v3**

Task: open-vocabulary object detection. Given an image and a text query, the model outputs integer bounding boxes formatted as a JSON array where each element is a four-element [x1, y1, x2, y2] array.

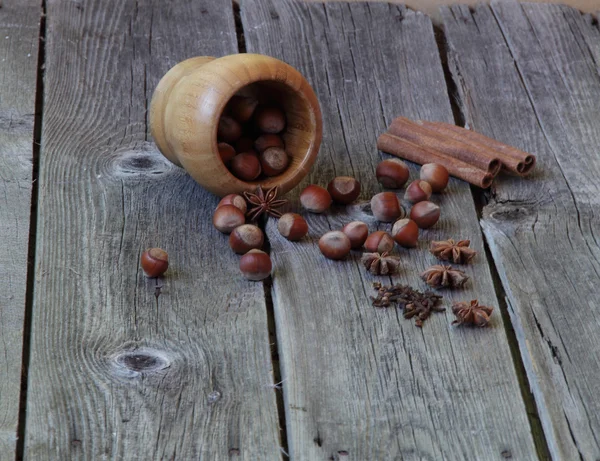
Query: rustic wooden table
[[1, 0, 599, 459]]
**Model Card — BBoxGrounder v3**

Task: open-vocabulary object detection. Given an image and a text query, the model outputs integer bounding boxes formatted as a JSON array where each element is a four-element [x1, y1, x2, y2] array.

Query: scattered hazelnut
[[235, 137, 255, 154], [255, 106, 286, 133], [230, 152, 262, 181], [227, 95, 258, 123], [217, 194, 247, 214], [254, 134, 284, 153], [376, 159, 410, 188], [278, 213, 308, 241], [327, 176, 361, 205], [213, 204, 246, 234], [229, 224, 264, 254], [420, 163, 449, 192], [140, 248, 169, 278], [341, 221, 369, 249], [391, 218, 419, 248], [410, 201, 441, 229], [240, 249, 272, 281], [260, 147, 290, 176], [370, 192, 403, 222], [364, 231, 395, 253], [300, 185, 332, 213], [217, 115, 242, 143], [319, 231, 352, 260], [218, 142, 236, 164], [404, 180, 432, 203]]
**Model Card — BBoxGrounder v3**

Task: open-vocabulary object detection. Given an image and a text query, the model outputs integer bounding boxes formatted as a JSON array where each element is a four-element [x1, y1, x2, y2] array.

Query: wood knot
[[111, 347, 171, 378], [117, 353, 166, 372], [108, 142, 176, 178]]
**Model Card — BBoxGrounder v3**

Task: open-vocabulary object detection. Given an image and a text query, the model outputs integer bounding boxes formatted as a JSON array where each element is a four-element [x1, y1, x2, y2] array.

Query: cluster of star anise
[[430, 239, 477, 264], [371, 282, 444, 327]]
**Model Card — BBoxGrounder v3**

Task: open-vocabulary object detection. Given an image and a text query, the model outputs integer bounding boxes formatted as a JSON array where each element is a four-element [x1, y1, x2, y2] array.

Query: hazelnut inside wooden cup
[[150, 54, 322, 197]]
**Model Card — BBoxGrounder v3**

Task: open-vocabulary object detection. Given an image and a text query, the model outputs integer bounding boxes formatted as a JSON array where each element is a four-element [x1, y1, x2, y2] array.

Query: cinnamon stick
[[419, 120, 535, 176], [389, 117, 502, 176], [377, 133, 494, 189]]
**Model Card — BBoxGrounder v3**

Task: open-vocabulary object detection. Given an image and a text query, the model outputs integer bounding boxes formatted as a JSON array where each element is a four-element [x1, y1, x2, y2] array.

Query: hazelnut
[[410, 201, 440, 229], [229, 224, 264, 254], [217, 115, 242, 143], [217, 194, 247, 214], [218, 142, 236, 164], [327, 176, 361, 205], [318, 231, 352, 260], [240, 249, 272, 281], [376, 159, 410, 188], [254, 134, 284, 153], [404, 180, 432, 203], [341, 221, 369, 249], [255, 106, 286, 133], [140, 248, 169, 278], [230, 152, 262, 181], [212, 204, 245, 234], [260, 147, 290, 176], [227, 95, 258, 123], [370, 192, 403, 222], [391, 218, 419, 248], [300, 185, 332, 213], [364, 231, 395, 253], [420, 163, 449, 192], [278, 213, 308, 241], [235, 136, 255, 154]]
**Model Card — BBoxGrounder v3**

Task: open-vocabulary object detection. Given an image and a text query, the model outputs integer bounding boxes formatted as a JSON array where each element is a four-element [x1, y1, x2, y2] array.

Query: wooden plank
[[241, 2, 538, 459], [24, 1, 281, 459], [0, 1, 40, 458], [442, 2, 600, 459]]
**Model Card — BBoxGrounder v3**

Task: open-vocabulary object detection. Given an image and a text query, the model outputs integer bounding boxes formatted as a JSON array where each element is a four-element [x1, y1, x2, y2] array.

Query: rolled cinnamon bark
[[377, 133, 494, 189], [419, 120, 535, 176], [389, 117, 502, 176]]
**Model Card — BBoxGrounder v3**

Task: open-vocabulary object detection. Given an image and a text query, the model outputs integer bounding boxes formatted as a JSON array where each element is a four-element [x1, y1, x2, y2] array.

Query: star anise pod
[[243, 186, 288, 221], [361, 252, 400, 275], [429, 239, 477, 264], [420, 265, 469, 288], [451, 300, 494, 327]]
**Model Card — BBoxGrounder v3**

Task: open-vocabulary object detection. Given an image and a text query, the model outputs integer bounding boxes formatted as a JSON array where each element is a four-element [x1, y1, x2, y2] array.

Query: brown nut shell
[[300, 185, 332, 213], [217, 194, 247, 214], [217, 115, 242, 143], [319, 231, 351, 260], [327, 176, 361, 205], [230, 152, 262, 181], [239, 249, 272, 281], [364, 231, 395, 253], [341, 221, 369, 249], [420, 163, 449, 192], [376, 159, 410, 189], [213, 204, 246, 234], [404, 180, 433, 204], [227, 95, 258, 123], [410, 201, 440, 229], [254, 134, 285, 153], [140, 248, 169, 278], [370, 192, 403, 222], [278, 213, 309, 241], [255, 106, 286, 134], [229, 224, 264, 254], [218, 142, 236, 164], [260, 147, 290, 176], [391, 218, 419, 248]]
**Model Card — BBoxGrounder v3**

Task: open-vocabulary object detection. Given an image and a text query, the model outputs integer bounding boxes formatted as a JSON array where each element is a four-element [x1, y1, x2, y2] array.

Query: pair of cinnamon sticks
[[377, 117, 536, 188]]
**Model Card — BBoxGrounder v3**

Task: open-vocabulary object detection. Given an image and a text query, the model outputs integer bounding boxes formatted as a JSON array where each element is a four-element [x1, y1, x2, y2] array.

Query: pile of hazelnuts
[[218, 93, 290, 181], [315, 160, 449, 260]]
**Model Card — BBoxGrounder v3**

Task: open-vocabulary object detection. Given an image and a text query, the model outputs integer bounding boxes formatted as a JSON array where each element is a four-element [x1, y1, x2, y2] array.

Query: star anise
[[243, 186, 288, 221], [451, 300, 494, 327], [420, 265, 469, 288], [361, 252, 400, 275], [429, 239, 477, 264], [371, 282, 444, 327]]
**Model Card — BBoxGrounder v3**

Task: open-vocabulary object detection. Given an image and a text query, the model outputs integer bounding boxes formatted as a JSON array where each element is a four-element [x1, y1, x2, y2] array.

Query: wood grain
[[443, 2, 600, 459], [24, 1, 281, 459], [0, 1, 40, 458], [242, 1, 538, 459]]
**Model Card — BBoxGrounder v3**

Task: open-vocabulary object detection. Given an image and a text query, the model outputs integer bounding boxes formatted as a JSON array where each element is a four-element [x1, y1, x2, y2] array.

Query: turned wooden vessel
[[150, 54, 322, 197]]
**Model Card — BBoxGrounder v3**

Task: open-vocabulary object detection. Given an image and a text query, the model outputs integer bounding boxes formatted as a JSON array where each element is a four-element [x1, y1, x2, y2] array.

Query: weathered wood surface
[[0, 1, 39, 458], [24, 1, 281, 459], [443, 2, 600, 459], [242, 1, 538, 459]]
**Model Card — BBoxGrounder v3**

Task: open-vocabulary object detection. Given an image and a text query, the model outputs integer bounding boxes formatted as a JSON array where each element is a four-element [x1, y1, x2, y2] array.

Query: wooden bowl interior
[[215, 80, 318, 190]]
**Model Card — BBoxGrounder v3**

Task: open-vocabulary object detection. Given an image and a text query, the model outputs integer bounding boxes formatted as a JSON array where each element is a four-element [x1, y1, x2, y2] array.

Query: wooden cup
[[150, 54, 322, 197]]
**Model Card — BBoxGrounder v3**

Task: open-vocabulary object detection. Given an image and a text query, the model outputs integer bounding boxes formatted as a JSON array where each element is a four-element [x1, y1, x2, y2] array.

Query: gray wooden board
[[24, 1, 281, 459], [242, 1, 538, 459], [0, 0, 39, 458], [442, 2, 600, 459]]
